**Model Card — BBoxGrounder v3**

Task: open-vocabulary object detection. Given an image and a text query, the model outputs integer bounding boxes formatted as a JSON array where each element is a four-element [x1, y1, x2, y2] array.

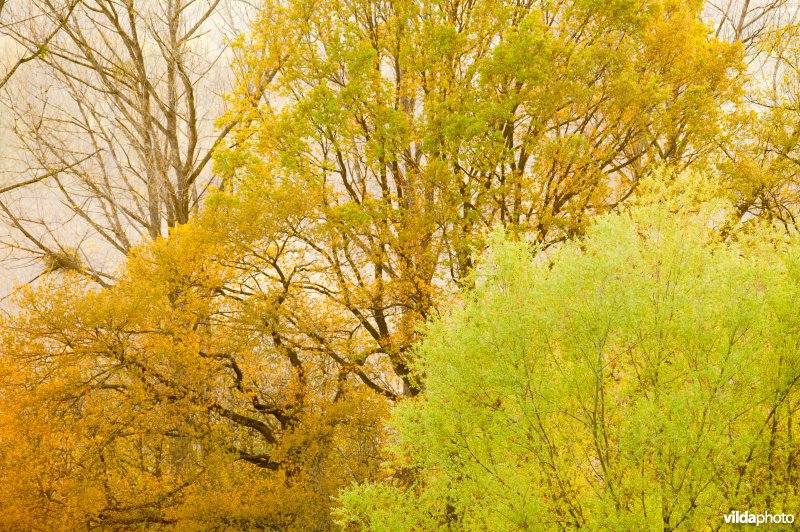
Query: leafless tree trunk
[[0, 0, 262, 283]]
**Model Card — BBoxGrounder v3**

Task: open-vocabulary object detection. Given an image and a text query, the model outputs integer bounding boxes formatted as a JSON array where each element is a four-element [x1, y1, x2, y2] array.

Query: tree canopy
[[213, 0, 743, 400], [337, 176, 800, 529]]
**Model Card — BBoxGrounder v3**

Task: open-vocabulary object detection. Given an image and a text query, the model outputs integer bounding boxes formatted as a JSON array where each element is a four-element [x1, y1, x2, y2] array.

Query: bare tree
[[706, 0, 795, 51], [0, 0, 264, 284], [0, 1, 81, 90]]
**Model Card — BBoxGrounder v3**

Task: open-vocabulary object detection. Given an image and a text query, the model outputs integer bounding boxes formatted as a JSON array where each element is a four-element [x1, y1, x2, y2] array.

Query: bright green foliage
[[337, 176, 800, 530]]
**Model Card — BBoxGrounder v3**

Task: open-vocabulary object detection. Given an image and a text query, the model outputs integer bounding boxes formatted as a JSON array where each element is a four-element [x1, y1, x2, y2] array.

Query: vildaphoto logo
[[723, 510, 795, 526]]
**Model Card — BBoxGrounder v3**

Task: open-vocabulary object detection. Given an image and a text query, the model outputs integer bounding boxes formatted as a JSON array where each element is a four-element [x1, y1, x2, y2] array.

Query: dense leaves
[[0, 225, 387, 528], [214, 0, 742, 399], [338, 178, 800, 529]]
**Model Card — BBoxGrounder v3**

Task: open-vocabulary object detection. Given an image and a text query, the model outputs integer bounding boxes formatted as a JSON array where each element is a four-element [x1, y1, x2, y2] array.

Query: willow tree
[[338, 175, 800, 530]]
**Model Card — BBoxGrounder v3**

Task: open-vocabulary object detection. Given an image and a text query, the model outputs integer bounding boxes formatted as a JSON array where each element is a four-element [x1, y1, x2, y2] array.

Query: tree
[[337, 174, 800, 530], [704, 0, 795, 59], [215, 0, 743, 398], [703, 1, 800, 235], [713, 6, 800, 235], [0, 0, 267, 284], [0, 218, 387, 528], [0, 1, 80, 90]]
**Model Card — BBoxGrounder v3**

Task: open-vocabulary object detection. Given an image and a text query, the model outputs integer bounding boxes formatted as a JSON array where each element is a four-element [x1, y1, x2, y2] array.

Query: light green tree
[[337, 174, 800, 530]]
